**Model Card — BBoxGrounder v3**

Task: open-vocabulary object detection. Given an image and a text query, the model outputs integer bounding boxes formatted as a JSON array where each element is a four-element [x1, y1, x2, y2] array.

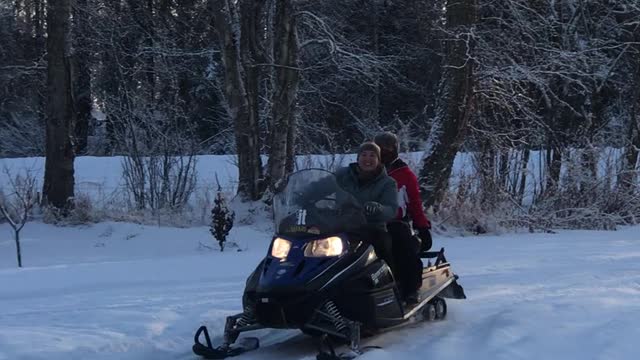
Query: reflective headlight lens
[[304, 236, 344, 257], [271, 237, 292, 259]]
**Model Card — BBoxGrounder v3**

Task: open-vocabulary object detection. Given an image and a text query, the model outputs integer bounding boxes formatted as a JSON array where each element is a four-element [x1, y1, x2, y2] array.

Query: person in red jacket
[[374, 132, 432, 303]]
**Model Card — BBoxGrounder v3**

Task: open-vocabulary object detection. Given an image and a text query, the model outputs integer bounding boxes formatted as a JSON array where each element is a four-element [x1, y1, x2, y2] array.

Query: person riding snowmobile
[[297, 141, 399, 273], [374, 132, 432, 304], [191, 145, 467, 360]]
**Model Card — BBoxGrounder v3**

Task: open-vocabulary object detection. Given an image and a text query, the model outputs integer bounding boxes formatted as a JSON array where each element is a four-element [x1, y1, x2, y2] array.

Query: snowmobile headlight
[[271, 237, 292, 259], [304, 236, 344, 257]]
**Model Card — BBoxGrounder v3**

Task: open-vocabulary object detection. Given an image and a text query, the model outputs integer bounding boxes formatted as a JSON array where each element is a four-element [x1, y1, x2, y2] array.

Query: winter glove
[[417, 227, 432, 252], [363, 201, 383, 216]]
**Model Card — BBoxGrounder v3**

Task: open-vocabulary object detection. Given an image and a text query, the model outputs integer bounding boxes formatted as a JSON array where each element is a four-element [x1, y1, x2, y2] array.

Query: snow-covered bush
[[67, 193, 96, 225], [429, 147, 640, 234], [210, 186, 235, 251]]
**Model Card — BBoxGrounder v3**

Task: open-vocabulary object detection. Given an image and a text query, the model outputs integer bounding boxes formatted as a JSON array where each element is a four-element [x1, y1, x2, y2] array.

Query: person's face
[[358, 150, 379, 172], [379, 145, 396, 165]]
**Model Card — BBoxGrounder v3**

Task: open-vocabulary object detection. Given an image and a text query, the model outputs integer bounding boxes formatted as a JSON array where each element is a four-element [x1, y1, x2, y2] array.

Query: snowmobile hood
[[257, 234, 356, 293]]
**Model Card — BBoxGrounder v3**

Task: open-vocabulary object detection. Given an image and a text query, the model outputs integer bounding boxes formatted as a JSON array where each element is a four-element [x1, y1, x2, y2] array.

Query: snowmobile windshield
[[273, 169, 367, 236]]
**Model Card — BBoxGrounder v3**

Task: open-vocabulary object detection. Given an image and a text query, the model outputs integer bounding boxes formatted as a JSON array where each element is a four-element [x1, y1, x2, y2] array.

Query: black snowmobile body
[[243, 238, 464, 332], [193, 169, 466, 360]]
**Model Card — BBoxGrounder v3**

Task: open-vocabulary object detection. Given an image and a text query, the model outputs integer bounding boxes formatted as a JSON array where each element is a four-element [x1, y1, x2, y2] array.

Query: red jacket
[[386, 159, 431, 229]]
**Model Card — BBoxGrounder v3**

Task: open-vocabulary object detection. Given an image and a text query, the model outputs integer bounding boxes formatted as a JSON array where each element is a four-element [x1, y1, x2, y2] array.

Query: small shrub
[[210, 187, 235, 251], [42, 194, 97, 226]]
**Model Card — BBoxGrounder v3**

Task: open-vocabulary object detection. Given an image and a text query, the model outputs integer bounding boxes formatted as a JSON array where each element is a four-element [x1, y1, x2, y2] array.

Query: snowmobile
[[192, 169, 466, 360]]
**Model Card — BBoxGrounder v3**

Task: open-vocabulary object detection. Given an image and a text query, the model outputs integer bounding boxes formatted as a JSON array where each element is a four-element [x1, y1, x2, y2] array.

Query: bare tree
[[209, 0, 305, 199], [73, 0, 93, 155], [266, 0, 300, 190], [209, 0, 266, 201], [42, 0, 75, 211], [617, 5, 640, 194], [420, 0, 477, 211], [0, 167, 37, 268], [119, 109, 199, 212]]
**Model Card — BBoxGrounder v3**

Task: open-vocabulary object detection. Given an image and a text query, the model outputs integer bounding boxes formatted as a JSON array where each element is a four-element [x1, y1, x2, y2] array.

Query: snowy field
[[1, 152, 638, 359], [1, 220, 639, 360]]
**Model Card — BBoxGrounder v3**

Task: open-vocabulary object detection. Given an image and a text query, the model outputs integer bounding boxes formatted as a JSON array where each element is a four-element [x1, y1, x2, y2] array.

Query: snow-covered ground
[[1, 220, 639, 360]]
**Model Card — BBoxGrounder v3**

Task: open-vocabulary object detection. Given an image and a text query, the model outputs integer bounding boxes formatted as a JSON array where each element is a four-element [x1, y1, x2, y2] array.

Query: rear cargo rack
[[419, 247, 447, 267]]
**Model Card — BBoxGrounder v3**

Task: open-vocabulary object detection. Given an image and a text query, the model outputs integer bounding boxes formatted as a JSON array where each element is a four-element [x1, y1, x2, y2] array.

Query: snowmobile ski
[[316, 334, 381, 360], [192, 326, 259, 359]]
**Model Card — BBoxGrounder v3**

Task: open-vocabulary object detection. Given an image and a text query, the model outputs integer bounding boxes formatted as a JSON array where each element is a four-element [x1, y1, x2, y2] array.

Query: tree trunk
[[102, 1, 124, 154], [35, 0, 44, 47], [518, 148, 530, 205], [24, 0, 33, 56], [419, 0, 476, 211], [145, 0, 155, 98], [580, 145, 597, 196], [74, 0, 92, 155], [43, 0, 75, 211], [14, 0, 22, 33], [612, 22, 640, 225], [498, 148, 509, 191], [210, 0, 264, 200], [619, 111, 640, 192], [285, 119, 296, 174], [15, 230, 22, 268], [619, 54, 640, 192], [478, 140, 496, 207], [239, 0, 266, 137], [579, 87, 604, 195], [267, 0, 299, 189], [160, 0, 172, 17], [544, 147, 551, 193], [239, 0, 268, 197], [125, 0, 155, 98], [34, 0, 47, 129], [547, 146, 562, 194], [370, 0, 380, 125], [619, 123, 639, 190]]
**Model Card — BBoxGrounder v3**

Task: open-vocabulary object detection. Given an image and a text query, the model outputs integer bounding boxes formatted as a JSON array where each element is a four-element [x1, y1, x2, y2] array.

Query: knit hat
[[357, 141, 381, 161], [373, 132, 399, 152], [374, 132, 399, 165]]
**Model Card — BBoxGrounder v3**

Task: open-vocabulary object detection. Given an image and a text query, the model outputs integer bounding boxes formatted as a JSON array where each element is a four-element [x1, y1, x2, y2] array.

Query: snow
[[0, 155, 241, 195], [2, 219, 639, 360], [1, 152, 638, 359], [0, 221, 269, 360]]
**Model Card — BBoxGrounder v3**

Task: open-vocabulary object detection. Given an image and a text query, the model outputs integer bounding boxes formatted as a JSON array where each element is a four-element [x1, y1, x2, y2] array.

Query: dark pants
[[387, 221, 423, 298], [359, 227, 396, 275]]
